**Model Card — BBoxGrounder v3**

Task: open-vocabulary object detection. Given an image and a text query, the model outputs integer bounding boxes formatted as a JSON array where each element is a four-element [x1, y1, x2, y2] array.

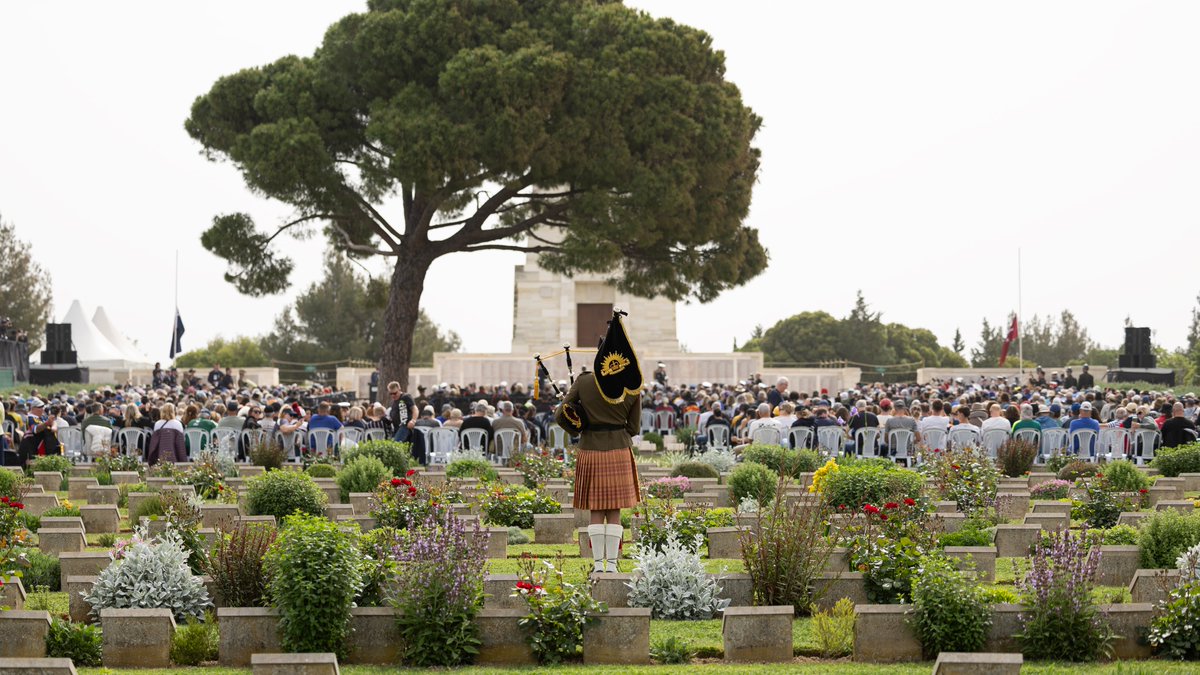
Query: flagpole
[[1017, 247, 1024, 376], [172, 250, 179, 363]]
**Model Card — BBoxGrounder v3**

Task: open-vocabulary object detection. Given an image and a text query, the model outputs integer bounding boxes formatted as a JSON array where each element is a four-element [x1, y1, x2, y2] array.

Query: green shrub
[[46, 619, 102, 666], [41, 505, 81, 519], [477, 484, 561, 529], [507, 526, 530, 545], [809, 597, 856, 658], [727, 462, 777, 504], [1150, 581, 1200, 658], [446, 459, 499, 482], [23, 550, 62, 592], [643, 431, 664, 452], [245, 470, 327, 521], [738, 445, 821, 477], [938, 527, 993, 548], [341, 440, 413, 476], [249, 441, 286, 470], [670, 461, 720, 480], [336, 456, 391, 501], [265, 513, 363, 657], [1139, 508, 1200, 568], [97, 533, 116, 548], [171, 614, 218, 666], [0, 468, 24, 500], [911, 555, 991, 657], [1102, 524, 1140, 546], [1101, 460, 1150, 492], [822, 463, 923, 509], [306, 463, 337, 478], [131, 495, 165, 522], [1153, 443, 1200, 477], [650, 635, 695, 665], [1057, 460, 1096, 482], [118, 482, 157, 508], [980, 585, 1019, 604], [29, 454, 72, 476], [19, 511, 40, 533], [201, 523, 277, 608], [793, 449, 822, 474]]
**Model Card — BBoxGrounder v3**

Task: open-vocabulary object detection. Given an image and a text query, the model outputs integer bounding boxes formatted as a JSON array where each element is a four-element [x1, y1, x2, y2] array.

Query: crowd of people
[[1, 361, 1196, 468], [0, 317, 29, 343]]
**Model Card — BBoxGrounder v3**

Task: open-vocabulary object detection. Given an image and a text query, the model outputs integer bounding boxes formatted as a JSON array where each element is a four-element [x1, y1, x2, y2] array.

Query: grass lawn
[[72, 663, 1200, 674]]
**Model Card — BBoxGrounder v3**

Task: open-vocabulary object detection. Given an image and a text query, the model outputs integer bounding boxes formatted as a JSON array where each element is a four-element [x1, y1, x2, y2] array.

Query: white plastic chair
[[640, 409, 655, 435], [494, 428, 521, 464], [57, 426, 83, 461], [922, 427, 948, 452], [817, 427, 844, 457], [948, 425, 979, 449], [428, 427, 459, 465], [83, 426, 112, 461], [1013, 428, 1041, 449], [213, 428, 239, 460], [981, 429, 1009, 457], [364, 428, 387, 442], [654, 410, 676, 434], [548, 426, 568, 453], [308, 428, 336, 457], [116, 428, 147, 457], [788, 427, 813, 450], [706, 425, 731, 450], [460, 428, 488, 453], [1134, 428, 1160, 465], [277, 431, 300, 458], [1070, 429, 1099, 460], [1097, 427, 1127, 461], [1041, 427, 1068, 461], [184, 429, 210, 458], [682, 411, 700, 429], [750, 425, 783, 446], [855, 428, 881, 458], [338, 427, 364, 450], [240, 428, 268, 460], [888, 429, 916, 467]]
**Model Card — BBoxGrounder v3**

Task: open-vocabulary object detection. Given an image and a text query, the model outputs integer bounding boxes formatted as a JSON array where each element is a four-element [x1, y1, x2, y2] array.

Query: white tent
[[59, 300, 137, 367], [92, 306, 153, 366]]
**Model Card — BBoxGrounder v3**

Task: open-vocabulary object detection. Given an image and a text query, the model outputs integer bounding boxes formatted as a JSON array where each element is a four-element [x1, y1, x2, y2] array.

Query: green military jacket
[[555, 371, 641, 451]]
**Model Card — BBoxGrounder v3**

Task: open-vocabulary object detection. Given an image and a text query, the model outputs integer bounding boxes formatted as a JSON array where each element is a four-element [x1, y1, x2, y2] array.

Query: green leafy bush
[[336, 455, 391, 502], [739, 444, 820, 477], [1139, 508, 1200, 568], [201, 523, 276, 608], [642, 431, 664, 452], [131, 495, 165, 521], [171, 614, 218, 666], [29, 454, 72, 476], [514, 555, 606, 664], [1072, 475, 1136, 529], [1057, 460, 1096, 482], [85, 531, 211, 622], [1152, 443, 1200, 477], [650, 635, 695, 665], [1150, 581, 1200, 659], [306, 463, 337, 478], [446, 459, 499, 482], [1102, 524, 1140, 546], [822, 463, 922, 509], [727, 462, 777, 505], [0, 468, 24, 500], [670, 461, 720, 480], [265, 513, 363, 657], [23, 550, 61, 592], [911, 554, 991, 657], [938, 527, 993, 548], [245, 470, 327, 521], [476, 483, 561, 529], [46, 619, 102, 666], [980, 585, 1019, 604], [118, 482, 157, 508], [507, 526, 530, 545], [97, 533, 116, 548], [249, 441, 286, 470], [341, 440, 413, 476], [809, 596, 856, 657], [1101, 460, 1150, 492], [40, 505, 80, 519]]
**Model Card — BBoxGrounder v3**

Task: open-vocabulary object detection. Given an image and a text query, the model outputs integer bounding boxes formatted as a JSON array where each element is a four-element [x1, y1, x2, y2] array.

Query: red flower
[[1096, 473, 1103, 478], [406, 469, 417, 477], [516, 580, 533, 591], [400, 478, 412, 487], [1139, 488, 1149, 494], [880, 514, 889, 521], [391, 478, 402, 486], [903, 498, 916, 506], [952, 464, 961, 470], [11, 502, 22, 510], [532, 585, 543, 592], [838, 504, 847, 510], [0, 497, 7, 504], [407, 486, 417, 496], [884, 502, 899, 510], [862, 504, 880, 515]]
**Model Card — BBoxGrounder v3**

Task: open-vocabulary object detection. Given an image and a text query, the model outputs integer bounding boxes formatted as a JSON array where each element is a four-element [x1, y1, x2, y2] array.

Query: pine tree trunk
[[379, 254, 432, 400]]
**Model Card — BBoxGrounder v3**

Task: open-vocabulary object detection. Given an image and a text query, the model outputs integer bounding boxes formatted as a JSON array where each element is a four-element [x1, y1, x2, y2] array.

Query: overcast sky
[[2, 1, 1197, 365]]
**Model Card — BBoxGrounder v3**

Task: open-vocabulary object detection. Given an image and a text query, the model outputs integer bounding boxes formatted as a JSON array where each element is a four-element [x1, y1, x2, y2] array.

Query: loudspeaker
[[44, 323, 72, 353]]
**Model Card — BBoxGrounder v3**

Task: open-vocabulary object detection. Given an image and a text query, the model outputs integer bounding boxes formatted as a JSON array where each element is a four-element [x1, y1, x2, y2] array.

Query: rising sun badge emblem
[[599, 352, 631, 377]]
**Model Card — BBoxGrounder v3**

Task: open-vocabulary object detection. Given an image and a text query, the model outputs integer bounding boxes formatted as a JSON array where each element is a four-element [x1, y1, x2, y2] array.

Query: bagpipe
[[534, 309, 642, 435]]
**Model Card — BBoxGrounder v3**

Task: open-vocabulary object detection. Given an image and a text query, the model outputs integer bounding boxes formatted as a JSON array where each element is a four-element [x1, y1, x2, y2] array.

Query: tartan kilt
[[573, 448, 641, 511]]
